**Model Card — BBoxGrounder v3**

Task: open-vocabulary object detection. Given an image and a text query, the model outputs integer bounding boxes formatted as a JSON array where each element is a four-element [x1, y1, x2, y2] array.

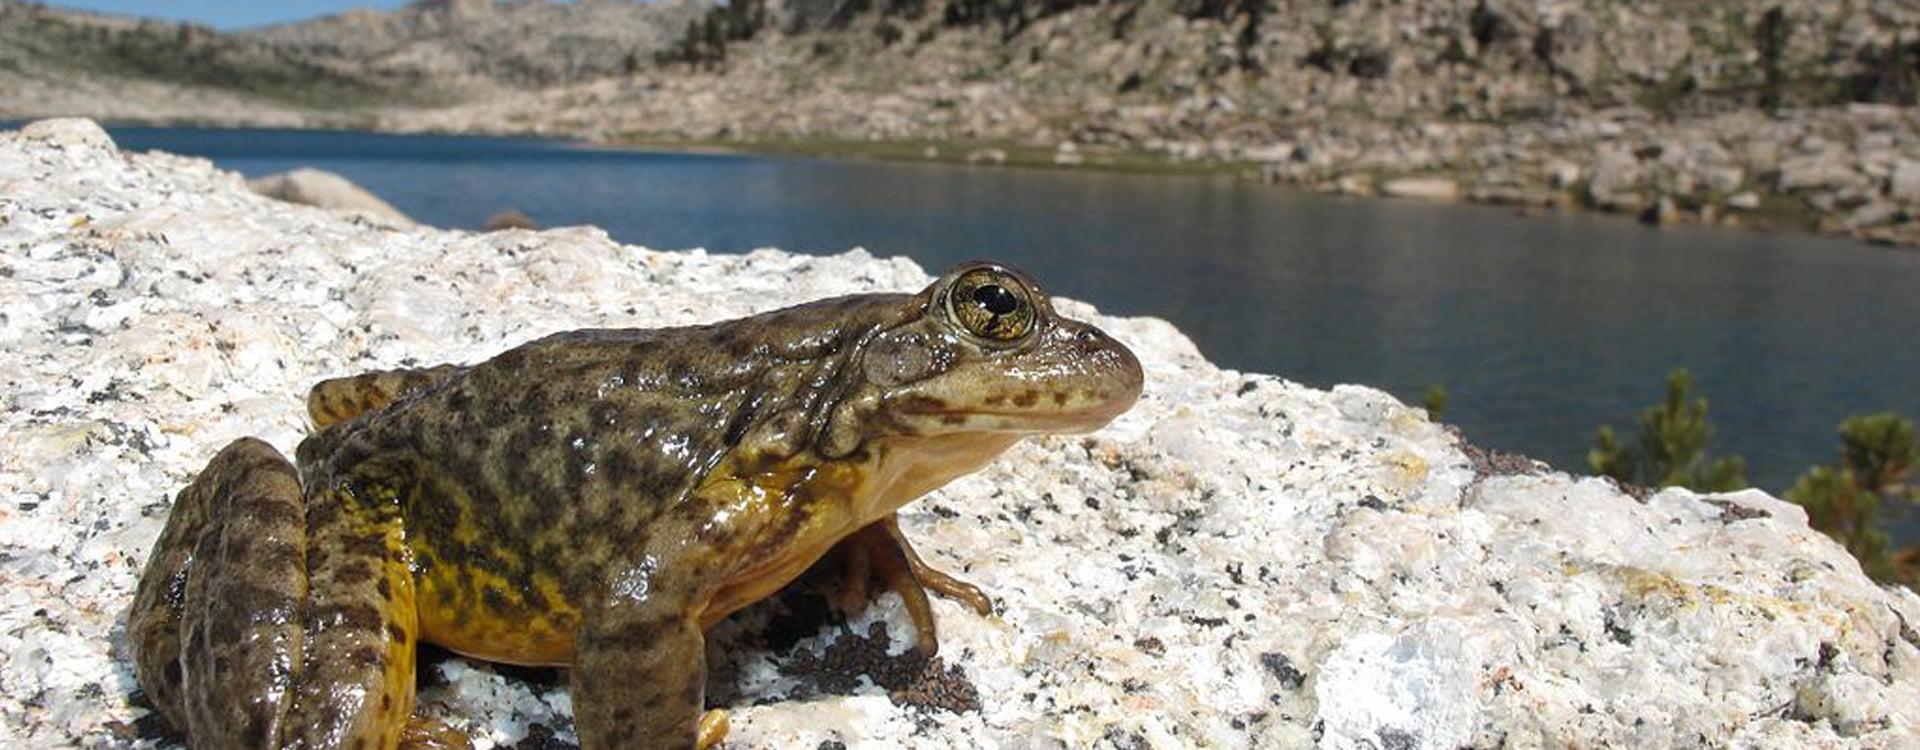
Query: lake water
[[87, 126, 1920, 514]]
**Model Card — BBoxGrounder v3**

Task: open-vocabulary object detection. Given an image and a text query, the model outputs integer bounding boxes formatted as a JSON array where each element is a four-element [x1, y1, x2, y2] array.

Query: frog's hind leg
[[129, 437, 434, 749], [308, 364, 466, 427], [130, 437, 310, 746], [280, 473, 427, 749], [828, 514, 993, 656]]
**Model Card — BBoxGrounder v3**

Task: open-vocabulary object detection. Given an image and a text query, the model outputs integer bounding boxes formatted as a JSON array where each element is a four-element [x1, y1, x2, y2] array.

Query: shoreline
[[600, 130, 1912, 252], [20, 114, 1912, 251]]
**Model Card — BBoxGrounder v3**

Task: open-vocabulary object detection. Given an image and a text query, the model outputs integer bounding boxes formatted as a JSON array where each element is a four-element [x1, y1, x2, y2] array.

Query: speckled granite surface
[[2, 118, 1917, 749]]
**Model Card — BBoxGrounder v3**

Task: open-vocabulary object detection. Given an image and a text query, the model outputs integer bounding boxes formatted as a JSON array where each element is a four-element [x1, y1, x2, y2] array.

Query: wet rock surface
[[2, 120, 1917, 748]]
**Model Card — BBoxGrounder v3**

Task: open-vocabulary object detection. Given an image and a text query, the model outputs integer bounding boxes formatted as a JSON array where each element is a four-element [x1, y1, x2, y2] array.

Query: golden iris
[[945, 269, 1035, 344]]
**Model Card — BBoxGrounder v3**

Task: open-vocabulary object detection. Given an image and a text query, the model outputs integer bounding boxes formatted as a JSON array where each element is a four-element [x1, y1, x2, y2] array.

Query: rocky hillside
[[391, 0, 1920, 243], [236, 0, 708, 92], [0, 0, 703, 127]]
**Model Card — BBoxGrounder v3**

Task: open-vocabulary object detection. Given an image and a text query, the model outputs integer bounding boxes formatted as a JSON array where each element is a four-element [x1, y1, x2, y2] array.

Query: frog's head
[[819, 261, 1143, 457]]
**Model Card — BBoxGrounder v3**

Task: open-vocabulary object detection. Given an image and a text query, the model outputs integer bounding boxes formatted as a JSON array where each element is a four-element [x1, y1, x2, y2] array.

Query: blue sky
[[47, 1, 415, 30]]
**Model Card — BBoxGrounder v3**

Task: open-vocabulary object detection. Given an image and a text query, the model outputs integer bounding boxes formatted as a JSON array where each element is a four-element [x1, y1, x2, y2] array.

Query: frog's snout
[[1051, 317, 1144, 429]]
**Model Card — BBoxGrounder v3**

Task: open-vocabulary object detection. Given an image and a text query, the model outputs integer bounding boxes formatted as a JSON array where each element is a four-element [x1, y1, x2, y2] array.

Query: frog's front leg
[[828, 513, 993, 656], [571, 559, 726, 750], [129, 437, 433, 749]]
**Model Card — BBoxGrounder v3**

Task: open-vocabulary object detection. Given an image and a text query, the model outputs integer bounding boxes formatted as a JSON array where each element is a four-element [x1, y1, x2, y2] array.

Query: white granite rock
[[2, 119, 1917, 749]]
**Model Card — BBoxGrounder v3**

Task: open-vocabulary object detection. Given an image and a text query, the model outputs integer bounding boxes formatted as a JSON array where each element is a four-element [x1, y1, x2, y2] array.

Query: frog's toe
[[913, 565, 993, 617], [696, 709, 730, 750], [399, 715, 474, 750]]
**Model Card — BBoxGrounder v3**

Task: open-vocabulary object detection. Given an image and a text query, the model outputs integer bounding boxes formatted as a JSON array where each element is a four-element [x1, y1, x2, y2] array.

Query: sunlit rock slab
[[1, 118, 1916, 749]]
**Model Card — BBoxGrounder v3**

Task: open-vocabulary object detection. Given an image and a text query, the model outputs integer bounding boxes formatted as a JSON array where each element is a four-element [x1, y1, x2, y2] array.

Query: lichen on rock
[[1, 119, 1916, 748]]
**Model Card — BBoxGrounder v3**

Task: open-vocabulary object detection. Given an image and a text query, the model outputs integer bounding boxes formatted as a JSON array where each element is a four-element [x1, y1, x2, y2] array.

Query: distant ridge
[[0, 0, 707, 125], [2, 0, 1916, 245]]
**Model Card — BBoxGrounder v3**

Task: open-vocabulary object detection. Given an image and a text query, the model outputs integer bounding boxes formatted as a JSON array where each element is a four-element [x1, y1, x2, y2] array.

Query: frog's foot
[[128, 437, 426, 749], [400, 716, 475, 750], [829, 514, 993, 656], [308, 363, 466, 427]]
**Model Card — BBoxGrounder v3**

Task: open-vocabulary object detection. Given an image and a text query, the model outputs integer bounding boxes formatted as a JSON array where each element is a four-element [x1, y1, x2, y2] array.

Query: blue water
[[85, 126, 1920, 522]]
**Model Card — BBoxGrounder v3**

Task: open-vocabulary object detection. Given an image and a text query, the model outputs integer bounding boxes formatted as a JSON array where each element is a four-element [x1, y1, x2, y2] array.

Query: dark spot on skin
[[723, 330, 759, 358], [232, 495, 301, 528], [940, 414, 967, 425], [331, 561, 376, 585], [899, 395, 947, 413], [984, 394, 1005, 406], [341, 535, 386, 560], [1053, 391, 1069, 406], [603, 449, 638, 484], [413, 490, 463, 541], [214, 532, 256, 561], [493, 347, 527, 373], [304, 498, 342, 532], [381, 694, 393, 711], [346, 646, 384, 670], [517, 387, 552, 418], [483, 587, 515, 615], [522, 580, 551, 613], [604, 619, 664, 650], [222, 583, 301, 618], [206, 616, 244, 649], [590, 402, 623, 428], [244, 712, 271, 748], [312, 603, 385, 633], [1012, 391, 1038, 408], [256, 540, 300, 571], [388, 623, 408, 643]]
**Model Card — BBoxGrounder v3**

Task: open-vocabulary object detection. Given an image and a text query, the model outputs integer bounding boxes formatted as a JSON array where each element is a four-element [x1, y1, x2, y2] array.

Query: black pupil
[[972, 284, 1019, 316]]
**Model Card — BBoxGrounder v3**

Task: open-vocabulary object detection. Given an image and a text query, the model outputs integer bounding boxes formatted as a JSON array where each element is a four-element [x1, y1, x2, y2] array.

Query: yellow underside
[[700, 431, 1020, 628], [407, 431, 1019, 665]]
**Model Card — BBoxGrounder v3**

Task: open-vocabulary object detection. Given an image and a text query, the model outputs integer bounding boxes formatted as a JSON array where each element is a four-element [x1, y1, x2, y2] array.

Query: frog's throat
[[696, 431, 1020, 627]]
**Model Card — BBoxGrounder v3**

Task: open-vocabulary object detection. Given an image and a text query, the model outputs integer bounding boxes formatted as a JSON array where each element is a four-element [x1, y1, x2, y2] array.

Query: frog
[[128, 261, 1144, 750]]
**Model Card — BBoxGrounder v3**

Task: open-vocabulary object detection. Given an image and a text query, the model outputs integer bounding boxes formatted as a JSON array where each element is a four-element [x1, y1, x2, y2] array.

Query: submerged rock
[[2, 119, 1916, 748], [248, 166, 414, 226], [1380, 176, 1460, 202]]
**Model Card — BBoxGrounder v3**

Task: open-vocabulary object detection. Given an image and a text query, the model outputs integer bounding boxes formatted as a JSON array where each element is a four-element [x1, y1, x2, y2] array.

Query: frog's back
[[294, 296, 910, 663]]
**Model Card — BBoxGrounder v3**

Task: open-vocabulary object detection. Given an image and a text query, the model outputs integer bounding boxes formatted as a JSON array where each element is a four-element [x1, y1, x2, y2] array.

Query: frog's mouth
[[893, 390, 1140, 434]]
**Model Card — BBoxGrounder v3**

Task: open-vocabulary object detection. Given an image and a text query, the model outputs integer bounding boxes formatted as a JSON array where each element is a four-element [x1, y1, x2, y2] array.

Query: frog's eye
[[945, 268, 1036, 344]]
